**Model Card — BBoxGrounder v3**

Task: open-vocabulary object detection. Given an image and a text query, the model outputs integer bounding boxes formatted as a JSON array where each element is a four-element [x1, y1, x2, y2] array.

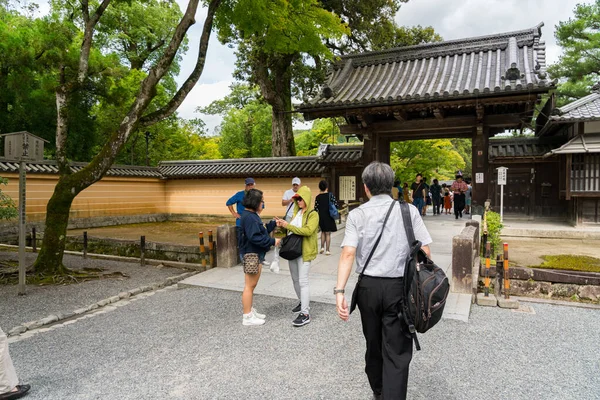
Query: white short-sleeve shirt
[[341, 195, 433, 278], [282, 188, 296, 220]]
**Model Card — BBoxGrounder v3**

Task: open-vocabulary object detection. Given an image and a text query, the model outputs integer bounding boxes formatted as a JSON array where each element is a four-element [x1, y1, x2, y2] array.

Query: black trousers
[[432, 195, 441, 214], [454, 193, 465, 218], [357, 276, 413, 399]]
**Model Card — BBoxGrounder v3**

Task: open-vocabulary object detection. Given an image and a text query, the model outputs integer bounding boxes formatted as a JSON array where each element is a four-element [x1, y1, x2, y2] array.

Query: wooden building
[[537, 86, 600, 225], [296, 23, 554, 208]]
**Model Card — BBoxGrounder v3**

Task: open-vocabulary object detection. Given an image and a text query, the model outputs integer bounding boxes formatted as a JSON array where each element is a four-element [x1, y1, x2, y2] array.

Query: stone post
[[216, 225, 240, 268], [451, 225, 477, 294]]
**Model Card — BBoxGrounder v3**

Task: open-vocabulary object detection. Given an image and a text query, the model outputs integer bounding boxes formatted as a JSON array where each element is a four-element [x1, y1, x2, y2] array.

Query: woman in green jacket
[[275, 185, 319, 327]]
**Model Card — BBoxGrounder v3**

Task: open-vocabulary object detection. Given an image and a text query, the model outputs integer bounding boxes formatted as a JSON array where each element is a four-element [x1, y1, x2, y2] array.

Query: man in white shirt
[[282, 177, 301, 221], [335, 162, 432, 400], [270, 177, 301, 274]]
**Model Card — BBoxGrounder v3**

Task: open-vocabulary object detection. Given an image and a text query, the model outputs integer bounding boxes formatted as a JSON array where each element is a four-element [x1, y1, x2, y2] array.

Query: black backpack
[[398, 201, 450, 351]]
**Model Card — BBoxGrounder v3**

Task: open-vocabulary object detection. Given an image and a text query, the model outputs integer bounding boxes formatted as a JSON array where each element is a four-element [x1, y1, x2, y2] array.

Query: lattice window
[[571, 154, 600, 192]]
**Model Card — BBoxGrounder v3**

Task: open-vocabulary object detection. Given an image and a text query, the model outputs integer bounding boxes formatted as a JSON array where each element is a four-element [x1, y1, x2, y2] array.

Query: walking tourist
[[410, 173, 426, 216], [275, 186, 319, 327], [0, 326, 31, 400], [422, 177, 431, 216], [314, 180, 338, 255], [451, 174, 468, 219], [464, 180, 472, 214], [239, 189, 280, 326], [334, 161, 432, 400], [430, 179, 442, 215], [443, 186, 453, 215], [392, 180, 403, 200], [226, 177, 258, 261]]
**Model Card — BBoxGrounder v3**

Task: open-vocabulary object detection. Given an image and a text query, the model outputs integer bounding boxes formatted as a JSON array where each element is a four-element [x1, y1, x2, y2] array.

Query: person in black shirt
[[430, 179, 442, 215], [410, 173, 426, 216]]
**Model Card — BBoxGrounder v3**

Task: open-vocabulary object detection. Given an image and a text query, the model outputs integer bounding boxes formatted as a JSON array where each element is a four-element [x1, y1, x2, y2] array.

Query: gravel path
[[8, 286, 600, 400], [0, 251, 188, 331]]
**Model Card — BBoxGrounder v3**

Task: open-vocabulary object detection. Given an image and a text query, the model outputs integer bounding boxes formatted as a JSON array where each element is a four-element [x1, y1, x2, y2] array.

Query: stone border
[[6, 271, 197, 337]]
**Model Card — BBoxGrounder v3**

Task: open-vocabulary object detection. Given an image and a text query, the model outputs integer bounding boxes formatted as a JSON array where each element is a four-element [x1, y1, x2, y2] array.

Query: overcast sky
[[36, 0, 585, 133]]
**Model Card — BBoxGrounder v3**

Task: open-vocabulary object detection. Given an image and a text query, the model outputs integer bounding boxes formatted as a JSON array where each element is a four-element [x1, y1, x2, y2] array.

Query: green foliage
[[0, 176, 17, 220], [450, 138, 472, 178], [548, 1, 600, 104], [532, 255, 600, 273], [295, 118, 348, 156], [390, 139, 466, 184], [483, 211, 503, 257], [218, 101, 272, 158]]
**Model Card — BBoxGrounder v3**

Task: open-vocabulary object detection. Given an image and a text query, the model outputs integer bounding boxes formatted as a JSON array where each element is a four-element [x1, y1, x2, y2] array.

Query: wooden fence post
[[199, 232, 207, 269], [140, 235, 146, 266], [83, 231, 88, 259], [208, 230, 215, 268]]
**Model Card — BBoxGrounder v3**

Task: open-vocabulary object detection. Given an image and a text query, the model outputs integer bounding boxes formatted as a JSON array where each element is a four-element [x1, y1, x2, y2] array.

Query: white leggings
[[0, 326, 18, 394], [288, 256, 311, 314]]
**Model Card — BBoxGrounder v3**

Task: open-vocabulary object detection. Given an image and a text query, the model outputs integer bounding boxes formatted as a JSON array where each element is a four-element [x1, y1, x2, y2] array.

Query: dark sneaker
[[292, 313, 310, 327], [291, 303, 301, 313], [1, 384, 31, 400]]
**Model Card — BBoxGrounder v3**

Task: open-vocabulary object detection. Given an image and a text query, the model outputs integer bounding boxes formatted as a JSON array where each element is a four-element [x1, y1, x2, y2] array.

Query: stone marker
[[451, 225, 478, 294], [497, 297, 519, 309], [476, 293, 497, 307], [216, 224, 239, 268]]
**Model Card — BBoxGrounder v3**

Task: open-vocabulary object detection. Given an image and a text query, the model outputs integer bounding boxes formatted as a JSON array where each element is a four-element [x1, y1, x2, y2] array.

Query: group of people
[[226, 177, 339, 328], [227, 163, 434, 399], [398, 173, 472, 220]]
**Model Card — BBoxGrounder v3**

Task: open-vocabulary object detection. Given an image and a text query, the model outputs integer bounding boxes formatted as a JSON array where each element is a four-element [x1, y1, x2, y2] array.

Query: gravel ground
[[8, 287, 600, 400], [0, 251, 188, 331]]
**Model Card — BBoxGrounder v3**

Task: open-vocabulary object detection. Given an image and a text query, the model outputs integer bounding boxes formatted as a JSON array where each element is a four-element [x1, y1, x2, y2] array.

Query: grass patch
[[530, 255, 600, 273]]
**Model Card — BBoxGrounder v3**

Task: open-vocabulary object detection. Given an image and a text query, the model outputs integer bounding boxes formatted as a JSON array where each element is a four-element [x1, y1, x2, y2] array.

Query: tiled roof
[[0, 159, 162, 178], [550, 91, 600, 123], [159, 156, 325, 178], [317, 145, 363, 164], [489, 137, 566, 160], [545, 133, 600, 155], [298, 24, 552, 113]]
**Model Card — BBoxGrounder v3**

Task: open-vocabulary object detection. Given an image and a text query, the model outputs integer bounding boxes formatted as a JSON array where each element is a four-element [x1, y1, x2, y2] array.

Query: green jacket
[[286, 185, 320, 261]]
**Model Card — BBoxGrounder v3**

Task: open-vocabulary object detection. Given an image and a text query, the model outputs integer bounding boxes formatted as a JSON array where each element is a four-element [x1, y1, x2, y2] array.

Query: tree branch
[[139, 0, 222, 127], [78, 0, 112, 83]]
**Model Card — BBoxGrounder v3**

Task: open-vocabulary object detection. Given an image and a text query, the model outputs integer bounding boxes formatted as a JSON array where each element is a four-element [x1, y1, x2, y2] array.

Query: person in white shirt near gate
[[270, 177, 301, 273]]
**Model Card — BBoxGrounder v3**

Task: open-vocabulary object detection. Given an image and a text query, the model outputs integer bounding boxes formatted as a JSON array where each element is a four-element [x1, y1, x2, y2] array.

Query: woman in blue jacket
[[240, 189, 280, 326]]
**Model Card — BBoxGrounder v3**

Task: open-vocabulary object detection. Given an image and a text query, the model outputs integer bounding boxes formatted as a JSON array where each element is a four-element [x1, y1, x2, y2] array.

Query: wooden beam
[[393, 110, 407, 121], [433, 108, 445, 120]]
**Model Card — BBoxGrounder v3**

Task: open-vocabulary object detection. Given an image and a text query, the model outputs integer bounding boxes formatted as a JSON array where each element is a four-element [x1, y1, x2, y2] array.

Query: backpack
[[328, 193, 339, 220], [398, 201, 450, 351]]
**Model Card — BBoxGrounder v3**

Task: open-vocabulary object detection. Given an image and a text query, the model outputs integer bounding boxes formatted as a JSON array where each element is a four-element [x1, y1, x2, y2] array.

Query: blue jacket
[[239, 210, 276, 255]]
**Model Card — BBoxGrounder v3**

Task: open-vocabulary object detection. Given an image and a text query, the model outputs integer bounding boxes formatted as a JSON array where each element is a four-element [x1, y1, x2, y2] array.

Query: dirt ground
[[69, 220, 233, 246], [501, 237, 600, 267]]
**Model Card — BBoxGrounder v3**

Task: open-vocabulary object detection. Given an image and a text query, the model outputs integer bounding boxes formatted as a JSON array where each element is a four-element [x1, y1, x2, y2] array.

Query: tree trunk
[[32, 177, 79, 274]]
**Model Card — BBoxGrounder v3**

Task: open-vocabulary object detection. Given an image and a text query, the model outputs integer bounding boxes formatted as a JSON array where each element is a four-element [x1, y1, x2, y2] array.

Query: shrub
[[483, 211, 503, 257], [0, 177, 18, 221]]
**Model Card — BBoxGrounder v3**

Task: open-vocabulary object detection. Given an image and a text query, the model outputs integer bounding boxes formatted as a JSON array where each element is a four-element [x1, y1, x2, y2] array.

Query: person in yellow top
[[275, 185, 319, 327]]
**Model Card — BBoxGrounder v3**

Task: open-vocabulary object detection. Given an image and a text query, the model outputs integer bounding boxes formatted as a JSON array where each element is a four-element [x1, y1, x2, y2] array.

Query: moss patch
[[530, 255, 600, 273]]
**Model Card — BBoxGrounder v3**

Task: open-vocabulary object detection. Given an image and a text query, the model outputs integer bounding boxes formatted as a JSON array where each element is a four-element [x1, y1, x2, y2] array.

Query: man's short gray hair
[[362, 162, 394, 196]]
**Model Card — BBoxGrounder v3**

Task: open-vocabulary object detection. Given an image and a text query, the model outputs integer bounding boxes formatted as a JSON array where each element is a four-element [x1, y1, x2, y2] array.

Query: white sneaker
[[325, 250, 331, 256], [242, 313, 265, 326], [270, 261, 280, 274], [262, 260, 270, 266], [319, 247, 325, 254], [252, 307, 266, 319]]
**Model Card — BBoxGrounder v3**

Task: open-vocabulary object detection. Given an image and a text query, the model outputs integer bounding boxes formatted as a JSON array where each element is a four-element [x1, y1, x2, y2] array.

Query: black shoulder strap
[[400, 202, 415, 244], [359, 200, 396, 278]]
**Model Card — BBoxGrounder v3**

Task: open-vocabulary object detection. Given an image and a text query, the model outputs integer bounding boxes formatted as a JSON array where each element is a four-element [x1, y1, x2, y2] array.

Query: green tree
[[0, 177, 17, 220], [549, 1, 600, 104], [31, 0, 223, 275], [295, 118, 348, 156], [450, 138, 472, 178], [390, 139, 465, 184]]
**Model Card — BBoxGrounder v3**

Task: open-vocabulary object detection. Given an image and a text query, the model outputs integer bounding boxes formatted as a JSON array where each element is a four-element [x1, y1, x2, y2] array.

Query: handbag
[[243, 253, 260, 274], [398, 201, 449, 351], [328, 193, 339, 220], [279, 234, 303, 260], [349, 200, 396, 314]]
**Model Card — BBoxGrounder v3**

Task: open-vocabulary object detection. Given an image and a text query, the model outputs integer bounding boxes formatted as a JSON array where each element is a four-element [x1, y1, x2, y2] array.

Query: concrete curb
[[6, 271, 198, 337]]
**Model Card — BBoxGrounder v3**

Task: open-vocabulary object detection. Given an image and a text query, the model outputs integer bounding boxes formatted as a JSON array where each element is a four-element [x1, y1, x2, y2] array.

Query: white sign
[[339, 176, 356, 201], [497, 167, 508, 186], [475, 173, 484, 184]]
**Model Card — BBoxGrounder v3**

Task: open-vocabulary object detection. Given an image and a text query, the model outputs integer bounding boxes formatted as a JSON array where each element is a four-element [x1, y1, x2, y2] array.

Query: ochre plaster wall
[[2, 173, 166, 222], [1, 173, 324, 222], [165, 177, 323, 218]]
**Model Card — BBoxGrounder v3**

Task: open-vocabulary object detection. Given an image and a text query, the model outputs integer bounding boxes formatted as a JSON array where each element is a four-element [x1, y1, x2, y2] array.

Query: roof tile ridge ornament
[[503, 37, 523, 81], [323, 59, 354, 99]]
